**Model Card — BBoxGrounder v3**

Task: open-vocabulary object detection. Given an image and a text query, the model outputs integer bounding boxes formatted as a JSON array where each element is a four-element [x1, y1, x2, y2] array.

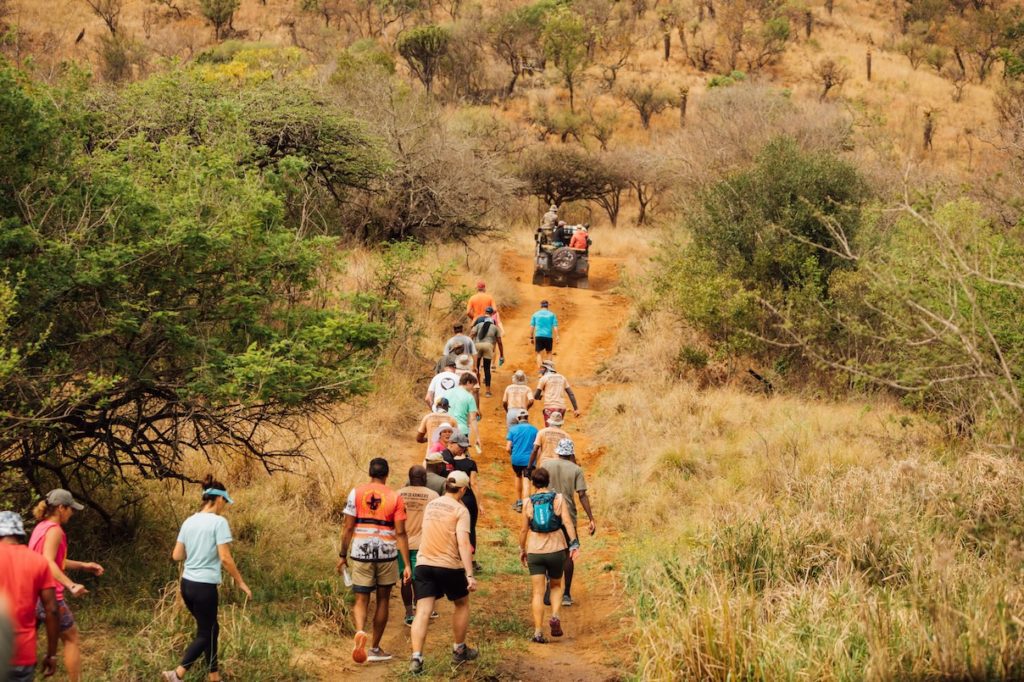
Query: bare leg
[[411, 596, 436, 654], [452, 596, 470, 645], [530, 574, 546, 634], [353, 592, 370, 634], [401, 580, 414, 617], [549, 577, 564, 620], [62, 626, 82, 682], [371, 585, 392, 648], [563, 554, 575, 598]]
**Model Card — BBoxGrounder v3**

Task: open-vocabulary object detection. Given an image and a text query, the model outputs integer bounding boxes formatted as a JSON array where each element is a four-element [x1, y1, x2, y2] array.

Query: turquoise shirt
[[447, 387, 478, 434], [177, 512, 233, 584], [530, 309, 558, 338]]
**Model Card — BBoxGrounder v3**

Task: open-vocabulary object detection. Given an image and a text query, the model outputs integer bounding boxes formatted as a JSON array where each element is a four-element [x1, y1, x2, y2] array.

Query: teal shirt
[[530, 309, 558, 338], [177, 512, 233, 584], [447, 387, 478, 434]]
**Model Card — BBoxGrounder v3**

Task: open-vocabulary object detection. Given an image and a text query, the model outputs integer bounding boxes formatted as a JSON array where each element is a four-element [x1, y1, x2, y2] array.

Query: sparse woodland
[[3, 0, 1024, 678]]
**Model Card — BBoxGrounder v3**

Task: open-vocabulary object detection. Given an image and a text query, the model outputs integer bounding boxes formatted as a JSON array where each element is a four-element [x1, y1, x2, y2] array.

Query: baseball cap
[[435, 397, 451, 411], [450, 432, 471, 447], [512, 370, 527, 385], [46, 488, 84, 511], [476, 280, 486, 290], [447, 471, 471, 488], [516, 409, 530, 422], [0, 511, 26, 538], [425, 451, 445, 463], [485, 306, 495, 314], [456, 354, 473, 370], [547, 411, 564, 426], [540, 300, 549, 307], [556, 438, 575, 457]]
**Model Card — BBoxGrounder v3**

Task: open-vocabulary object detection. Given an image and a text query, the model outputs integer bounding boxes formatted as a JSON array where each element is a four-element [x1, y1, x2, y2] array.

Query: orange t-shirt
[[503, 384, 532, 410], [534, 426, 570, 464], [343, 482, 407, 562], [417, 495, 471, 570], [397, 485, 439, 550], [537, 372, 571, 410], [466, 292, 496, 322]]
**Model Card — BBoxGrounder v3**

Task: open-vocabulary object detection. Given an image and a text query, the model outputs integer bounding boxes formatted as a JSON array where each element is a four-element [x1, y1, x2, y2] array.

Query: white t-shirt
[[427, 370, 460, 411]]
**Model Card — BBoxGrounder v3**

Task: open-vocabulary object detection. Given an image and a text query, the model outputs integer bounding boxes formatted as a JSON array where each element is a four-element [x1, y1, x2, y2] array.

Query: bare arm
[[395, 519, 412, 584], [424, 390, 435, 410], [528, 443, 540, 469], [497, 337, 505, 358], [39, 586, 59, 676], [470, 469, 482, 513], [415, 421, 428, 443], [336, 515, 356, 572], [565, 387, 580, 413], [457, 530, 477, 591], [217, 544, 252, 598], [579, 490, 596, 535], [172, 541, 186, 562], [469, 411, 480, 446], [518, 506, 530, 566]]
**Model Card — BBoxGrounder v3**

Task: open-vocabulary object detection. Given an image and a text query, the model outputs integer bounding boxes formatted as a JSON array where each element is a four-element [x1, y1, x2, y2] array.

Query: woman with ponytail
[[28, 489, 104, 682], [162, 476, 251, 682]]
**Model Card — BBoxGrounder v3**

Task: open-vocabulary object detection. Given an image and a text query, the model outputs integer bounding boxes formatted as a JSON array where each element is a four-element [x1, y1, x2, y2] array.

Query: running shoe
[[352, 630, 368, 663], [405, 615, 415, 627], [549, 616, 563, 637], [562, 594, 573, 607], [531, 633, 549, 644], [367, 647, 393, 662], [452, 644, 480, 663], [410, 656, 425, 675], [161, 672, 182, 682], [485, 390, 493, 398]]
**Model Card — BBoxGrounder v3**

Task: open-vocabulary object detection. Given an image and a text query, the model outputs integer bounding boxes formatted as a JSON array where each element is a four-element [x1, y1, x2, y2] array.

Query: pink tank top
[[29, 520, 67, 600]]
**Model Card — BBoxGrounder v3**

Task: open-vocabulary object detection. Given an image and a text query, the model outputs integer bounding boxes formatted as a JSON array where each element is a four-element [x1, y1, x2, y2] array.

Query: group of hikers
[[0, 280, 597, 680], [338, 282, 598, 674]]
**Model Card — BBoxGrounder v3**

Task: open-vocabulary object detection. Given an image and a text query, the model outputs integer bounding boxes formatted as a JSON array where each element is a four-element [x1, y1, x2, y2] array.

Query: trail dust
[[299, 250, 629, 680]]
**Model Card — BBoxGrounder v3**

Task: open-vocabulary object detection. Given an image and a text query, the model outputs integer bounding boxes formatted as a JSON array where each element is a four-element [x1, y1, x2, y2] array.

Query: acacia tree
[[489, 0, 552, 97], [618, 78, 675, 129], [517, 146, 626, 223], [82, 0, 122, 35], [397, 24, 451, 93], [813, 57, 849, 101], [0, 61, 390, 523], [199, 0, 239, 39], [543, 7, 590, 112]]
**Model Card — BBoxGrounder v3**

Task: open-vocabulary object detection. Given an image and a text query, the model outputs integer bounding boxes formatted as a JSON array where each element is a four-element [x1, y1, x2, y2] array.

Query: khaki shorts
[[476, 342, 494, 360], [349, 559, 399, 593]]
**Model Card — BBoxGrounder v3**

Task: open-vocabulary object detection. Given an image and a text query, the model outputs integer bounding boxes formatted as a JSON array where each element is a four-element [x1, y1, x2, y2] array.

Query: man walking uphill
[[535, 360, 580, 426], [337, 458, 411, 664], [0, 511, 59, 682], [471, 308, 504, 398], [398, 467, 439, 627], [409, 471, 479, 675], [466, 281, 501, 330], [529, 301, 558, 370], [543, 439, 596, 607]]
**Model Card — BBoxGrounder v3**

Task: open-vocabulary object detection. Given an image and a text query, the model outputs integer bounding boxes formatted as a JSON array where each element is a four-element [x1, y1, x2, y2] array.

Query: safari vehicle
[[533, 226, 590, 288]]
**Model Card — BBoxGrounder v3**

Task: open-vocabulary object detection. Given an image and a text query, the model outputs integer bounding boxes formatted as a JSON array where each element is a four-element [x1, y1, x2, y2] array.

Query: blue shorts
[[36, 598, 75, 632]]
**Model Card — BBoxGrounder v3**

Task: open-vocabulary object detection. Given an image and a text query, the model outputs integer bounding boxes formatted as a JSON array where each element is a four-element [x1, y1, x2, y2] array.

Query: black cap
[[540, 300, 549, 307]]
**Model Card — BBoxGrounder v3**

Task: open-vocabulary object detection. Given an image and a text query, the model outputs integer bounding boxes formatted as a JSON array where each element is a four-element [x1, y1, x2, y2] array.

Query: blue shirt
[[507, 422, 539, 467], [530, 309, 558, 338], [177, 512, 233, 584]]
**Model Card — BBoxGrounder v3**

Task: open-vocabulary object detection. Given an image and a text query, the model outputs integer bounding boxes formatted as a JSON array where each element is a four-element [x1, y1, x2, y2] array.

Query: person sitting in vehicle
[[542, 204, 559, 229], [552, 221, 569, 247], [569, 226, 590, 252]]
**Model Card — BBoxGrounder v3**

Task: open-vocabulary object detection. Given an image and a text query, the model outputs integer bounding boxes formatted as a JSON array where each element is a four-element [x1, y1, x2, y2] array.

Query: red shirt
[[0, 542, 57, 665]]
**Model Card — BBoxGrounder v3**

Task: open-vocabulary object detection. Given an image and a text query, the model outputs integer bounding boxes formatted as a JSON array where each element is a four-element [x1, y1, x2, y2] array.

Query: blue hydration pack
[[529, 492, 562, 533]]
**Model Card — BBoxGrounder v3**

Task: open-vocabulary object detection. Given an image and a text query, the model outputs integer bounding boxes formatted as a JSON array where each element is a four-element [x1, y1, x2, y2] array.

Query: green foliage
[[542, 7, 590, 110], [489, 0, 560, 95], [707, 70, 747, 88], [396, 24, 451, 93], [199, 0, 240, 39], [0, 57, 391, 518], [517, 145, 625, 206]]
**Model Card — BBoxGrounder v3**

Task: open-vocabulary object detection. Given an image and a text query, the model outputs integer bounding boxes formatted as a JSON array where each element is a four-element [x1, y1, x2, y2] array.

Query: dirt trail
[[300, 251, 629, 680]]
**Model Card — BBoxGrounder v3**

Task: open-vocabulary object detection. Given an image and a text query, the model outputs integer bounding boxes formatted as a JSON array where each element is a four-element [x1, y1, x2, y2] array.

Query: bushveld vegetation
[[3, 0, 1024, 678]]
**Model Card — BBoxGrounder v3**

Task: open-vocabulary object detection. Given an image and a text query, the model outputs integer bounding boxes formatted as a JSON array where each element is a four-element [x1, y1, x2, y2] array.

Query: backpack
[[529, 492, 562, 533]]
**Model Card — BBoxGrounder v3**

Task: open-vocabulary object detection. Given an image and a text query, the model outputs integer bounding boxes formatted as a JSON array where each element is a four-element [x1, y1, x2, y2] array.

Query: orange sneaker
[[352, 630, 368, 663]]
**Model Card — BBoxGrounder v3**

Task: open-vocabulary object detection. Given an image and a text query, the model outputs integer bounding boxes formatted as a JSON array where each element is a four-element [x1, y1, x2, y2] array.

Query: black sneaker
[[453, 644, 479, 663], [410, 656, 425, 674]]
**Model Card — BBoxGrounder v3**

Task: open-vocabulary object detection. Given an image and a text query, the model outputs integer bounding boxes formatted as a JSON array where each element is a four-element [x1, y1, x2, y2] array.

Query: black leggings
[[463, 494, 479, 551], [180, 578, 220, 673], [481, 358, 492, 388]]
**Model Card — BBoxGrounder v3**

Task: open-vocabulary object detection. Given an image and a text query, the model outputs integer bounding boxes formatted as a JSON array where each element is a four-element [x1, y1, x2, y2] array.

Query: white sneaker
[[367, 647, 394, 662]]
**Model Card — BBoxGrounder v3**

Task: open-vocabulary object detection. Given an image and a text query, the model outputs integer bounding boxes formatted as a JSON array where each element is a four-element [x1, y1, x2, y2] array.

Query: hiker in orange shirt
[[466, 282, 502, 331]]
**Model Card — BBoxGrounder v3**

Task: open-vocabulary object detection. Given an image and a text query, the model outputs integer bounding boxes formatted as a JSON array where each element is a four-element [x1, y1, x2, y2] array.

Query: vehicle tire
[[550, 247, 577, 273], [574, 277, 590, 289], [532, 271, 544, 286]]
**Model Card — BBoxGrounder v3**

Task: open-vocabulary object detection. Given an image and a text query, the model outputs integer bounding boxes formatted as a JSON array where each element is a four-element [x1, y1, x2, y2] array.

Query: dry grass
[[588, 313, 1024, 680]]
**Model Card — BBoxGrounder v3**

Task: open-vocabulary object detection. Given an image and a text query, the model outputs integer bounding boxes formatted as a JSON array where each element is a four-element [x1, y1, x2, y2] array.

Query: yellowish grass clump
[[590, 319, 1024, 679]]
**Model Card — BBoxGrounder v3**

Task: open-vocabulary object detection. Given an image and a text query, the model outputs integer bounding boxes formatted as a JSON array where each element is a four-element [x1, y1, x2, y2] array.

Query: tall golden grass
[[589, 315, 1024, 680]]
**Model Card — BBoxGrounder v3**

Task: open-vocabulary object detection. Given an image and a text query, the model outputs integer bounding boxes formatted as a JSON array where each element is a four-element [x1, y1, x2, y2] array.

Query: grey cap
[[47, 489, 84, 511], [0, 511, 26, 538], [450, 432, 471, 448]]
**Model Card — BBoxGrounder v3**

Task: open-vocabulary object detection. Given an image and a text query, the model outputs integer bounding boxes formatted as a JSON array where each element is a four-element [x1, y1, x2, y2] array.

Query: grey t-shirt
[[408, 471, 447, 498], [444, 334, 477, 357], [542, 458, 587, 526]]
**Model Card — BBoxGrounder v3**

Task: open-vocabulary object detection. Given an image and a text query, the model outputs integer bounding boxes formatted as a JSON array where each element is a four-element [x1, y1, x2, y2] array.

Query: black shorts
[[527, 550, 567, 578], [414, 564, 469, 602], [512, 464, 530, 478], [534, 337, 553, 352]]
